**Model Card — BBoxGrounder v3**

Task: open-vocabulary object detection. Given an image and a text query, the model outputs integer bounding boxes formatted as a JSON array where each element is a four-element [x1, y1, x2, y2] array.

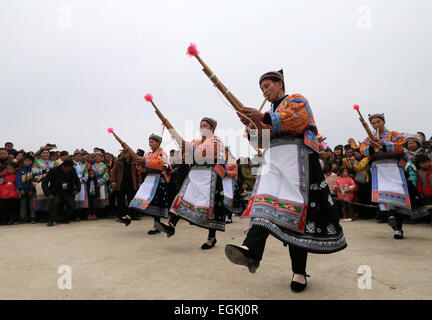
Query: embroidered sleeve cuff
[[268, 111, 282, 134]]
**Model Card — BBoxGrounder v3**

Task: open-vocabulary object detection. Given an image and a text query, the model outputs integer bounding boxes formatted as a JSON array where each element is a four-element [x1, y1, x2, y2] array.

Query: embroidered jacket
[[191, 135, 226, 178], [360, 129, 405, 159], [251, 94, 320, 152], [142, 148, 172, 182], [92, 162, 110, 185], [74, 161, 89, 183], [31, 159, 57, 178]]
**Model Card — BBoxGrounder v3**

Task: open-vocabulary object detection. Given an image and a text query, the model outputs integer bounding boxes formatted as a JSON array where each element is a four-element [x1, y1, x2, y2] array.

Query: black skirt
[[250, 151, 348, 254]]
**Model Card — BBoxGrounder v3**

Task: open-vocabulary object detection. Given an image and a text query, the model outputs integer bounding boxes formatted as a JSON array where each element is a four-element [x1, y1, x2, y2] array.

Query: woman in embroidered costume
[[72, 150, 89, 214], [156, 117, 228, 250], [360, 114, 429, 239], [32, 148, 58, 214], [224, 69, 347, 293], [92, 152, 110, 211], [122, 134, 172, 234]]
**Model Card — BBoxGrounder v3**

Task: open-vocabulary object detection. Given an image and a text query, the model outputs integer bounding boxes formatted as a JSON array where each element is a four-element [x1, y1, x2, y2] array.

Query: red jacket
[[0, 169, 19, 199], [417, 166, 432, 197]]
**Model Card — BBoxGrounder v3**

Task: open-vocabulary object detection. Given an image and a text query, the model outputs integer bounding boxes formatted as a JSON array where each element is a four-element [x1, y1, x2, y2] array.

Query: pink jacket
[[333, 177, 356, 201]]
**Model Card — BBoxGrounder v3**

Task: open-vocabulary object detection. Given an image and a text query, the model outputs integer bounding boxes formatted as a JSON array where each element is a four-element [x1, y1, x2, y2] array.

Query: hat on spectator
[[403, 135, 422, 149], [73, 149, 82, 155]]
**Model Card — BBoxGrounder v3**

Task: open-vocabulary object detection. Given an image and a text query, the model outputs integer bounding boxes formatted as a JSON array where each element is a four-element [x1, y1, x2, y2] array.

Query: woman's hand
[[370, 140, 383, 150], [241, 107, 265, 123]]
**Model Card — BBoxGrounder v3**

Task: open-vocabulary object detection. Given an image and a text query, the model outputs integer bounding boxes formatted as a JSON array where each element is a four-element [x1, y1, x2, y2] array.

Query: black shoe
[[387, 216, 397, 231], [225, 244, 260, 273], [290, 273, 310, 293], [147, 229, 161, 235], [120, 215, 131, 227], [394, 230, 404, 239], [155, 221, 175, 237], [47, 221, 53, 227], [226, 219, 232, 224], [30, 219, 37, 224], [201, 238, 217, 250]]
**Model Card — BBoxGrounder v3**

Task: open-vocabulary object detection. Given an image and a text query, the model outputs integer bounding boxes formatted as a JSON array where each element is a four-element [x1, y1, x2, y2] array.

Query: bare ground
[[0, 216, 431, 300]]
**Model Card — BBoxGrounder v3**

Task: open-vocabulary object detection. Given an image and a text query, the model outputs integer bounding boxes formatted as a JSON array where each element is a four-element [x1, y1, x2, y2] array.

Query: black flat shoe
[[290, 273, 310, 293], [394, 230, 404, 239], [155, 221, 175, 237], [47, 222, 53, 227], [226, 219, 232, 224], [120, 216, 131, 227], [147, 229, 161, 235], [201, 238, 217, 250], [225, 244, 260, 273]]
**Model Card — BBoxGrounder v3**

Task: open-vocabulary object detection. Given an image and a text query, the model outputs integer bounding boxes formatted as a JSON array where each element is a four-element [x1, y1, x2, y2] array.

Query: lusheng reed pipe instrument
[[187, 43, 244, 112], [353, 105, 380, 153], [144, 94, 185, 148], [187, 43, 265, 156], [107, 128, 139, 161]]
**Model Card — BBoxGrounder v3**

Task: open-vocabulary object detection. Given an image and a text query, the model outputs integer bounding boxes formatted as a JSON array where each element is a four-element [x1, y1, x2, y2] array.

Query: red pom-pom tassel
[[186, 43, 199, 57], [144, 94, 153, 102], [353, 104, 360, 111], [107, 127, 114, 133]]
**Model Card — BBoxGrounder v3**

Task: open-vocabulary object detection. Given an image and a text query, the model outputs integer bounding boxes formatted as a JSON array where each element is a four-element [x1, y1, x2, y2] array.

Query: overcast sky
[[1, 0, 431, 157]]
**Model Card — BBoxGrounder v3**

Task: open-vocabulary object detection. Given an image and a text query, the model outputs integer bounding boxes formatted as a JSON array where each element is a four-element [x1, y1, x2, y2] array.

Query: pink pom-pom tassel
[[186, 43, 199, 57], [353, 104, 360, 111], [144, 94, 153, 102], [107, 127, 114, 133]]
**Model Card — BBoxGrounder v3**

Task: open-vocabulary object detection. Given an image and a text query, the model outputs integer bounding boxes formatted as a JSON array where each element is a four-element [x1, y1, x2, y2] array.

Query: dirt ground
[[0, 216, 431, 300]]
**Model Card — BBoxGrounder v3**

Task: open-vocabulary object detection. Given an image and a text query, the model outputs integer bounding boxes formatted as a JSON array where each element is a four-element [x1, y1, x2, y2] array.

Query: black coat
[[42, 165, 81, 196], [86, 177, 100, 198]]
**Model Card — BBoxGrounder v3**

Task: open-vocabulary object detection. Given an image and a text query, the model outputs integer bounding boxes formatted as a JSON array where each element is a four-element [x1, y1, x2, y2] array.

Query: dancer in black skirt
[[123, 134, 172, 234], [156, 117, 229, 250], [225, 69, 347, 292]]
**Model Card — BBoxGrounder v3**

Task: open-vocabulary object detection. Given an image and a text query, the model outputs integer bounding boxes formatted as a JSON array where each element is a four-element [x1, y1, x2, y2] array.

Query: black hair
[[334, 145, 344, 151], [8, 149, 18, 157], [49, 151, 57, 156], [417, 132, 426, 138], [60, 151, 69, 156], [23, 153, 35, 162], [347, 168, 356, 176], [6, 161, 17, 169], [137, 149, 145, 157], [5, 142, 13, 146], [62, 159, 74, 167], [415, 154, 430, 167], [0, 148, 6, 152], [323, 165, 332, 174]]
